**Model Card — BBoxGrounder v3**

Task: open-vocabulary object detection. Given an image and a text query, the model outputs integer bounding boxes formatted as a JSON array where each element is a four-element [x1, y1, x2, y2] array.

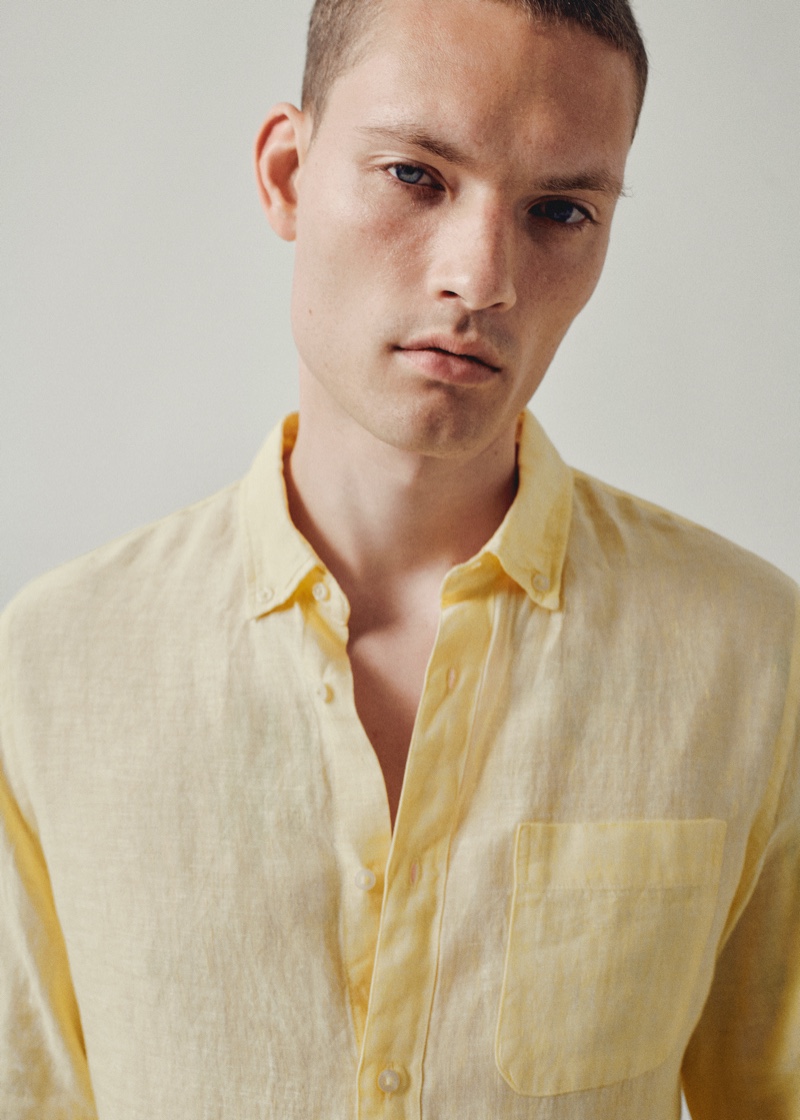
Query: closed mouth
[[397, 337, 501, 372]]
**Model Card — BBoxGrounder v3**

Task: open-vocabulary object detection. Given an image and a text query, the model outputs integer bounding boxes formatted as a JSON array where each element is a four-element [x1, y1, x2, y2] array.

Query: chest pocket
[[495, 818, 726, 1096]]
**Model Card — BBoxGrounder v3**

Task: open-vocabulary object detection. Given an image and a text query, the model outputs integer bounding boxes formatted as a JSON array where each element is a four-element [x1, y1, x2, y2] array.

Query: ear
[[254, 103, 310, 242]]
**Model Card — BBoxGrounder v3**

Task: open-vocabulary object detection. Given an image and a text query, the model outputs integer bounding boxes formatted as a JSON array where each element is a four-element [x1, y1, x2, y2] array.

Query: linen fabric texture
[[1, 411, 798, 1119]]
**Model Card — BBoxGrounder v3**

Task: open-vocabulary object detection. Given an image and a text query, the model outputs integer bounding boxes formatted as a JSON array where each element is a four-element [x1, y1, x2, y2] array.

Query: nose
[[429, 198, 517, 313]]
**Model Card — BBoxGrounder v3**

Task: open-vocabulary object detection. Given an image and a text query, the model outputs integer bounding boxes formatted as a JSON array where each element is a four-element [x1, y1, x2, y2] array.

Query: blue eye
[[389, 163, 434, 186], [531, 200, 590, 225]]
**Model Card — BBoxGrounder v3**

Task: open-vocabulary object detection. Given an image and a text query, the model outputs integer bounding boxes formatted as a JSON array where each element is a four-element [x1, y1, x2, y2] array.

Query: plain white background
[[2, 3, 798, 1113]]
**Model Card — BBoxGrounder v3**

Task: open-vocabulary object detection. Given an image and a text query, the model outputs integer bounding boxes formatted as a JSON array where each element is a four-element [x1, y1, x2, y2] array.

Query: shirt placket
[[302, 570, 394, 1052], [356, 562, 495, 1120]]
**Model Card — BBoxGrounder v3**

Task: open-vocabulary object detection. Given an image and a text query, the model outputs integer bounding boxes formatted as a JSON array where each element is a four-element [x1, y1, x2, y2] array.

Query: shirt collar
[[240, 409, 573, 620], [479, 409, 573, 610], [240, 413, 321, 619]]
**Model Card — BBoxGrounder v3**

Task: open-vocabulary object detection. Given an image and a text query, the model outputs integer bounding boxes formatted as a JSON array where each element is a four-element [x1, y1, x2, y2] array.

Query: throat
[[284, 405, 520, 583]]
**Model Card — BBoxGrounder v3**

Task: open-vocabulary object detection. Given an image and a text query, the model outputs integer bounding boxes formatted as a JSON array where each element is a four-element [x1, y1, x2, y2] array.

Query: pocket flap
[[515, 818, 727, 892]]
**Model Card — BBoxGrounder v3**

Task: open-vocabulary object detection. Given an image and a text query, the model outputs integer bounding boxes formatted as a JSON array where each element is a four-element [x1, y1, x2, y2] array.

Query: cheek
[[293, 183, 417, 318], [524, 234, 610, 321]]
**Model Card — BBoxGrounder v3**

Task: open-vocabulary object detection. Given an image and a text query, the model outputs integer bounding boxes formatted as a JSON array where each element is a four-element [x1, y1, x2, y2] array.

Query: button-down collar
[[240, 414, 320, 619], [240, 410, 573, 620], [479, 410, 572, 610]]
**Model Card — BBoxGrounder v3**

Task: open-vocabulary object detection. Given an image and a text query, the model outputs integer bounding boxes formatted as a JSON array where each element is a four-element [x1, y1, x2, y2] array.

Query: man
[[1, 0, 797, 1117]]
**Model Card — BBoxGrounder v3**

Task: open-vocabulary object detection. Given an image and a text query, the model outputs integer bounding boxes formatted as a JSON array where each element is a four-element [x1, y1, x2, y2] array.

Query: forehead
[[317, 0, 637, 169]]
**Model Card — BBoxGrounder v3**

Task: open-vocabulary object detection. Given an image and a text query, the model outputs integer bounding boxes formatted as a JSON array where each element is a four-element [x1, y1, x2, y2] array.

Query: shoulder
[[1, 480, 243, 669], [568, 468, 799, 651]]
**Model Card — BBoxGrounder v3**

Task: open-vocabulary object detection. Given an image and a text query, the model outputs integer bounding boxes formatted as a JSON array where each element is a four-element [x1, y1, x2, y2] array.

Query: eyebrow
[[357, 123, 472, 168], [533, 171, 626, 198], [356, 123, 626, 198]]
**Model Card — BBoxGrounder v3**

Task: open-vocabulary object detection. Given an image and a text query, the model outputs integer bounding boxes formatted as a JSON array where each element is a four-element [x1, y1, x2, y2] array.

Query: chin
[[360, 392, 513, 461]]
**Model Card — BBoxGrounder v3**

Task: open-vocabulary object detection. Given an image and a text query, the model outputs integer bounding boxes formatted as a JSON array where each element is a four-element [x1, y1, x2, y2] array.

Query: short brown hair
[[302, 0, 648, 129]]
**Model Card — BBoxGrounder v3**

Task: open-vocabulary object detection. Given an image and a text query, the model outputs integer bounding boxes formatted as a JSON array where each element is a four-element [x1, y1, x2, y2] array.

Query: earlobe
[[254, 103, 308, 242]]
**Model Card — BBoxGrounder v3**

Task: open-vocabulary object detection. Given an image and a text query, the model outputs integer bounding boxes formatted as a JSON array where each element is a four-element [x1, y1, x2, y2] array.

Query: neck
[[284, 392, 519, 603]]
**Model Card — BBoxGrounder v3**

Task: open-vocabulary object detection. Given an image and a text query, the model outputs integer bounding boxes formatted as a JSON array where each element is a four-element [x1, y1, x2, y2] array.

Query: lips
[[396, 334, 502, 374], [392, 333, 497, 387]]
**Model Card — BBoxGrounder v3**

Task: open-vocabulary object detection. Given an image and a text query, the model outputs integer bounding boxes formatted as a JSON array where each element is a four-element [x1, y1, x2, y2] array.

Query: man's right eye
[[387, 163, 437, 187]]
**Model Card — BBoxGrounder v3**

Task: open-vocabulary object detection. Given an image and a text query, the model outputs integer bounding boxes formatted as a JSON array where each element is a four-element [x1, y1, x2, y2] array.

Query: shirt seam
[[0, 606, 37, 837], [715, 582, 800, 956]]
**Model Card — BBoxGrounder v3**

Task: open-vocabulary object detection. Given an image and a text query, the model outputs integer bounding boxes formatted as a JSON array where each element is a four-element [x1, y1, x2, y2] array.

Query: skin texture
[[256, 0, 638, 824]]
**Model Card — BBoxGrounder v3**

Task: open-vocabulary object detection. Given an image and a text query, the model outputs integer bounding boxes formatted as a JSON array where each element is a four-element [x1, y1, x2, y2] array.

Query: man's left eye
[[530, 200, 590, 225]]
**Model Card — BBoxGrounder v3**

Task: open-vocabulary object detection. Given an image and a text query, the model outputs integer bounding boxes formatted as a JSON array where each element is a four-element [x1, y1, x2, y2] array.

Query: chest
[[347, 613, 439, 825]]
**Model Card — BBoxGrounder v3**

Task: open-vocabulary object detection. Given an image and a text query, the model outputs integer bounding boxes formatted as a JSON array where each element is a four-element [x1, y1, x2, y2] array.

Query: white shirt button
[[354, 868, 377, 891], [316, 683, 333, 703], [378, 1069, 401, 1094], [532, 572, 550, 594], [257, 587, 274, 603], [312, 581, 330, 602]]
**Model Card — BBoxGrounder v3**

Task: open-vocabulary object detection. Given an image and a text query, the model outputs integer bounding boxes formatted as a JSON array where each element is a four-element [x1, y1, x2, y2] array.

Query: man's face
[[289, 0, 638, 461]]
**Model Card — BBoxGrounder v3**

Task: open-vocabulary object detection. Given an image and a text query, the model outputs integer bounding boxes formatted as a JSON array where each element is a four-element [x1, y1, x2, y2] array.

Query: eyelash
[[386, 163, 441, 190], [384, 163, 595, 228], [529, 199, 594, 228]]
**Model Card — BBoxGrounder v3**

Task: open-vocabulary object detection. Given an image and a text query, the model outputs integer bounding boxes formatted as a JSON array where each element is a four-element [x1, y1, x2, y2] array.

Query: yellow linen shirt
[[1, 411, 798, 1120]]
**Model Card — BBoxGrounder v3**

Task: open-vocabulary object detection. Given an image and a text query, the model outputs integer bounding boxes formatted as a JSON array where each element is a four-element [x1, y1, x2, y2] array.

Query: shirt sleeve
[[681, 597, 800, 1119], [0, 611, 98, 1119]]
